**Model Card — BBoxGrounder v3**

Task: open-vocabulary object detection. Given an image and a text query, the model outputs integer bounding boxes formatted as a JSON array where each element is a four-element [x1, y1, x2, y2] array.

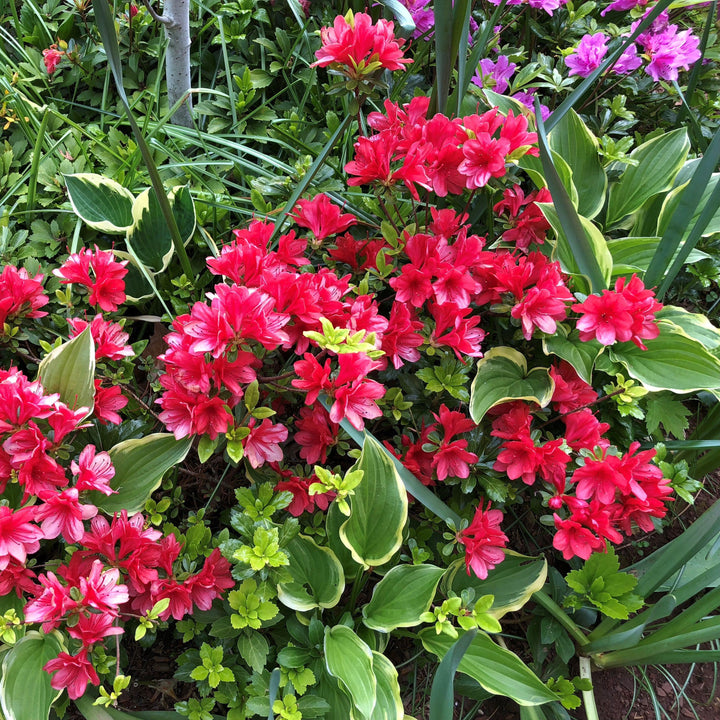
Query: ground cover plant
[[1, 1, 720, 719]]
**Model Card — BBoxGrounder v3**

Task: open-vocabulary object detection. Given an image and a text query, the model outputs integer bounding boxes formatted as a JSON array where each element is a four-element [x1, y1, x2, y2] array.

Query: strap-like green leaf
[[535, 102, 607, 293], [429, 629, 478, 720]]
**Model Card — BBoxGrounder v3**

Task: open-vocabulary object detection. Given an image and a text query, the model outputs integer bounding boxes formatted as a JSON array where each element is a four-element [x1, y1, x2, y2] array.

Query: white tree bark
[[143, 0, 193, 127]]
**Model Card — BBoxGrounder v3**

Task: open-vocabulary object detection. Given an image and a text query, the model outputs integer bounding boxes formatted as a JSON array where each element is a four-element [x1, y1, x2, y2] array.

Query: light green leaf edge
[[339, 435, 408, 569], [277, 534, 346, 611], [64, 173, 135, 234], [362, 564, 445, 632], [469, 347, 555, 424], [37, 326, 95, 415], [89, 434, 193, 515], [324, 625, 376, 720]]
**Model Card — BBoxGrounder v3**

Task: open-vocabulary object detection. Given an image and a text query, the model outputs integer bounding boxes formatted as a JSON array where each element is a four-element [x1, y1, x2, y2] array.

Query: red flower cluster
[[26, 512, 233, 699], [490, 362, 672, 560], [345, 97, 538, 198], [458, 502, 508, 579], [0, 264, 49, 328], [494, 185, 553, 251], [54, 246, 128, 312], [312, 10, 412, 79], [574, 275, 662, 349]]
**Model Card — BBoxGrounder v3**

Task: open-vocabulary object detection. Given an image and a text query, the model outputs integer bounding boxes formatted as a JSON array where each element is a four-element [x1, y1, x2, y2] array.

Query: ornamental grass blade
[[429, 629, 478, 720], [93, 0, 193, 282], [627, 498, 720, 598], [451, 0, 508, 117], [535, 102, 606, 293], [545, 0, 672, 132], [432, 0, 454, 114], [269, 114, 352, 243], [675, 0, 717, 153], [649, 128, 720, 298]]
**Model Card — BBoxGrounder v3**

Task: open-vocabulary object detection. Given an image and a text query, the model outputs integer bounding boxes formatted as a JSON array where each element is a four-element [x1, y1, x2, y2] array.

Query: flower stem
[[532, 588, 589, 647]]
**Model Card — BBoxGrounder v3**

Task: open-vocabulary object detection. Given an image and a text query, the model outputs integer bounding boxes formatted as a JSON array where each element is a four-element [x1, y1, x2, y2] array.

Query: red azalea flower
[[243, 418, 288, 468], [68, 315, 134, 361], [44, 649, 100, 699], [42, 45, 64, 75], [312, 11, 412, 78], [291, 194, 357, 241], [458, 502, 508, 579], [93, 380, 128, 425]]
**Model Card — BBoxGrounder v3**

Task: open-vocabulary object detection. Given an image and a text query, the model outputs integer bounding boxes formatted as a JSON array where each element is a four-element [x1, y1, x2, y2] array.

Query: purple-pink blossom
[[472, 55, 517, 94], [565, 34, 609, 77]]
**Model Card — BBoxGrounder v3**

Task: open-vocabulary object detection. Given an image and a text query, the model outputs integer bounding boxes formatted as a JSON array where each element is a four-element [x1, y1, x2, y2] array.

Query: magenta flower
[[565, 34, 609, 77], [472, 55, 517, 94]]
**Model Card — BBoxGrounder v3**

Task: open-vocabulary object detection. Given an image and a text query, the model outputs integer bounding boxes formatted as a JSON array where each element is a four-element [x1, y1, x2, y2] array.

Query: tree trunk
[[162, 0, 193, 127]]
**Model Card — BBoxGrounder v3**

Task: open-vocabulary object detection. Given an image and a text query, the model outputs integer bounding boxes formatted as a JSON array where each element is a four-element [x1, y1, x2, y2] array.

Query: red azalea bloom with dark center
[[291, 194, 357, 241]]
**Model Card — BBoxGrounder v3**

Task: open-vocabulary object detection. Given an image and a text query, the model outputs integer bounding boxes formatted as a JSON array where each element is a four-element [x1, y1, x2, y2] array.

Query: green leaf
[[442, 552, 547, 620], [126, 186, 196, 273], [606, 129, 690, 229], [324, 625, 376, 719], [64, 173, 135, 234], [89, 434, 193, 514], [237, 632, 269, 673], [371, 652, 404, 720], [609, 321, 720, 393], [520, 152, 579, 209], [469, 348, 555, 424], [646, 125, 720, 291], [37, 326, 95, 415], [339, 435, 408, 568], [606, 237, 709, 277], [420, 630, 559, 705], [656, 306, 720, 352], [535, 103, 607, 293], [0, 631, 63, 720], [538, 203, 612, 291], [645, 393, 691, 439], [548, 109, 607, 219], [362, 565, 445, 632], [277, 534, 345, 611], [429, 629, 478, 720], [542, 328, 602, 384]]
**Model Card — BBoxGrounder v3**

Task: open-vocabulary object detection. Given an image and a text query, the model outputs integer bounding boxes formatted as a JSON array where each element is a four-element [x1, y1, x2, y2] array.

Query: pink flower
[[291, 194, 357, 241], [459, 133, 510, 189], [42, 46, 64, 75], [565, 34, 609, 77], [243, 419, 288, 468], [78, 560, 129, 614], [71, 445, 116, 495], [44, 649, 100, 699], [68, 315, 134, 361], [312, 11, 412, 78], [458, 502, 508, 579], [54, 246, 128, 312], [187, 549, 235, 611], [93, 380, 127, 425], [0, 506, 44, 571], [68, 612, 123, 646], [35, 488, 98, 543]]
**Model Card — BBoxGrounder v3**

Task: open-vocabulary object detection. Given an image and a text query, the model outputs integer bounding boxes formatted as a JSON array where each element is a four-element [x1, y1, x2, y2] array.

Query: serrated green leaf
[[645, 393, 691, 439]]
